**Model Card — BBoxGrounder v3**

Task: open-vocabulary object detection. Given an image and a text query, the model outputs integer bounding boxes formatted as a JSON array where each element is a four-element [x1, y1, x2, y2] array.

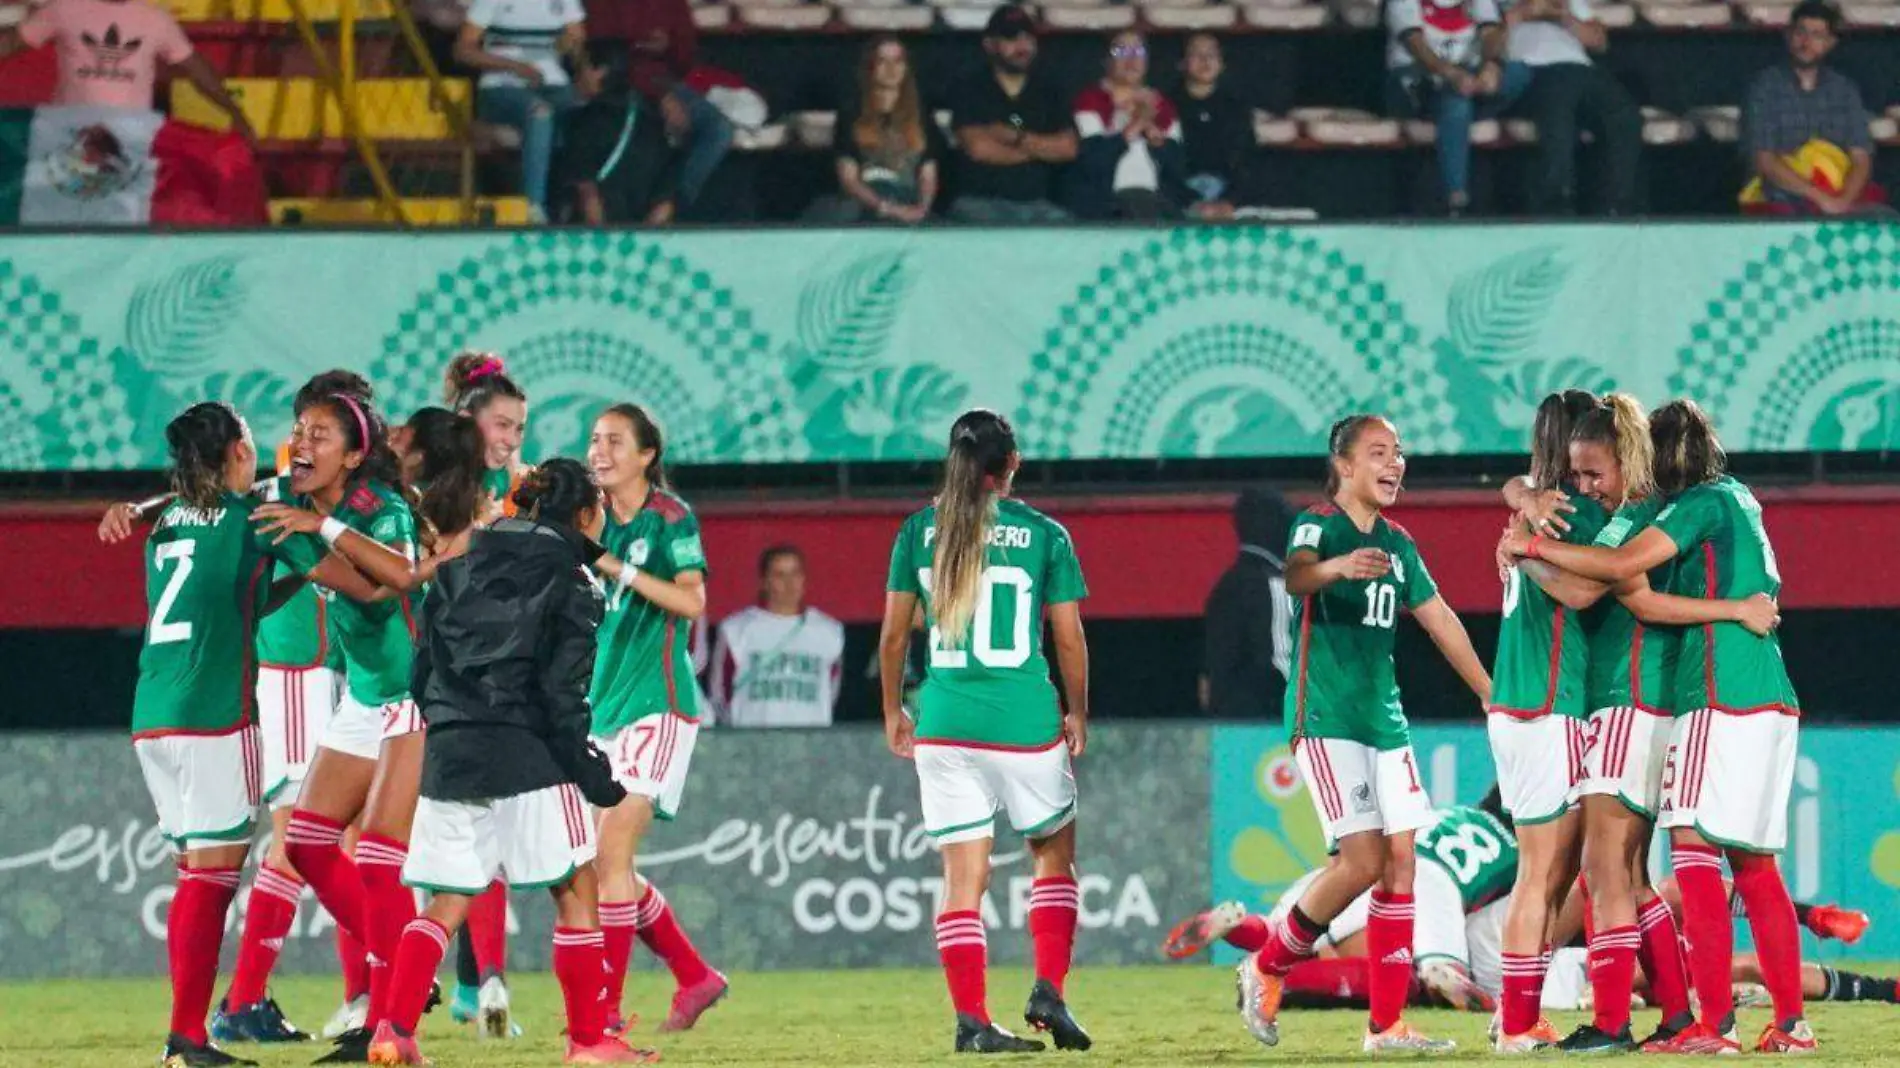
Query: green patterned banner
[[2, 222, 1897, 471]]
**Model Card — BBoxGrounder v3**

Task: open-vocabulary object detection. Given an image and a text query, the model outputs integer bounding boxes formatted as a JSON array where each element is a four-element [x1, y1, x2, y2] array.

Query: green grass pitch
[[7, 966, 1900, 1066]]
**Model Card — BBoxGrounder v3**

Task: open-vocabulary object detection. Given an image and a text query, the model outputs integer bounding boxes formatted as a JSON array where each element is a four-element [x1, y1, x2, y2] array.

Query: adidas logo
[[76, 24, 142, 84], [1381, 948, 1414, 966]]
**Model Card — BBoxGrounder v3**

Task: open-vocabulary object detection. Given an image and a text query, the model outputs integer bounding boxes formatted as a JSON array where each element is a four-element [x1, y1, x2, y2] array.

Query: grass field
[[7, 967, 1900, 1066]]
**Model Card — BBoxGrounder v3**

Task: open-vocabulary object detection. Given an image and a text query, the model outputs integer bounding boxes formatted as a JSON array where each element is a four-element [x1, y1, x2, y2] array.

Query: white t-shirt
[[464, 0, 579, 90], [710, 607, 846, 728], [1503, 0, 1594, 67], [1386, 0, 1502, 71]]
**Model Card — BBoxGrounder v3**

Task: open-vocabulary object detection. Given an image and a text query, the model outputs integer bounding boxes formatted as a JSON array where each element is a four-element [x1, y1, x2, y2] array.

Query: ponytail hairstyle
[[1571, 392, 1654, 505], [931, 409, 1018, 649], [403, 407, 488, 541], [166, 401, 249, 510], [443, 351, 526, 416], [513, 457, 600, 529], [1650, 399, 1728, 497], [1323, 414, 1395, 497], [601, 402, 669, 491], [1528, 389, 1601, 490]]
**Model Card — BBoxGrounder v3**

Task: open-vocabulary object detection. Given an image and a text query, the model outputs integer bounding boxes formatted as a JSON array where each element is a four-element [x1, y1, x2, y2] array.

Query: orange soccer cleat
[[1804, 904, 1870, 945]]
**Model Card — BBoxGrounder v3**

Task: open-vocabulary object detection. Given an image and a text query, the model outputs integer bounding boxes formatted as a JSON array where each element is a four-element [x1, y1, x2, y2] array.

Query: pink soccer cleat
[[658, 971, 729, 1032]]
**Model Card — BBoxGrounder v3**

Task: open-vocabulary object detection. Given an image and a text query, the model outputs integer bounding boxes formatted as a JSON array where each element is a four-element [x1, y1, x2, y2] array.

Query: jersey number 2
[[149, 541, 197, 646], [917, 566, 1033, 669]]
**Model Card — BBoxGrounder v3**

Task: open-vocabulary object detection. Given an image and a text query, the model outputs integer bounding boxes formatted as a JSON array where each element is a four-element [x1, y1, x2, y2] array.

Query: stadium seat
[[1297, 108, 1402, 147], [734, 122, 790, 150], [1642, 107, 1698, 144], [270, 196, 532, 225], [838, 4, 936, 27], [161, 0, 395, 20], [172, 77, 470, 141], [1688, 104, 1740, 142], [790, 110, 836, 149], [694, 5, 734, 27], [937, 2, 1008, 27], [1143, 3, 1239, 27], [1333, 0, 1381, 27], [1241, 2, 1330, 27], [1842, 1, 1900, 24], [1406, 118, 1502, 145], [1639, 2, 1731, 25], [1593, 3, 1637, 24], [1042, 5, 1138, 27], [1252, 110, 1299, 145], [1039, 0, 1111, 8], [737, 4, 834, 27], [1872, 114, 1900, 142]]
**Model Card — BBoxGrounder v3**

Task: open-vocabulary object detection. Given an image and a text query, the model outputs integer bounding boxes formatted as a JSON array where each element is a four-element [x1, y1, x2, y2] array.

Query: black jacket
[[411, 517, 625, 808], [1202, 488, 1297, 720]]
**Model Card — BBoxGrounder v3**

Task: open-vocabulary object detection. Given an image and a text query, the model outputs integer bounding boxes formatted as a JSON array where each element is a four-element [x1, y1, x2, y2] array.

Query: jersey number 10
[[149, 541, 197, 646], [1361, 583, 1397, 629], [917, 566, 1033, 669]]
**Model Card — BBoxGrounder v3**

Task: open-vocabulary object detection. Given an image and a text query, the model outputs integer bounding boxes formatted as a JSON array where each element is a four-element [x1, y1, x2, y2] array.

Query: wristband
[[1525, 533, 1545, 560], [617, 565, 642, 589], [319, 517, 348, 547]]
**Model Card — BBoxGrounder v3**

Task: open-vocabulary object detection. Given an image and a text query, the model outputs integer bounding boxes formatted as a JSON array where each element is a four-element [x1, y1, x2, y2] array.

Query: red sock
[[935, 910, 989, 1024], [353, 833, 415, 1027], [1028, 877, 1079, 995], [466, 881, 510, 981], [1671, 843, 1735, 1028], [1283, 957, 1370, 1001], [1366, 891, 1414, 1033], [1636, 893, 1692, 1021], [1225, 916, 1271, 953], [170, 867, 242, 1045], [385, 917, 448, 1034], [226, 864, 303, 1008], [1731, 852, 1805, 1026], [336, 924, 371, 1002], [1255, 906, 1324, 977], [553, 927, 608, 1045], [1588, 926, 1641, 1033], [598, 900, 639, 1021], [1500, 952, 1547, 1037], [284, 810, 366, 943], [634, 883, 711, 988]]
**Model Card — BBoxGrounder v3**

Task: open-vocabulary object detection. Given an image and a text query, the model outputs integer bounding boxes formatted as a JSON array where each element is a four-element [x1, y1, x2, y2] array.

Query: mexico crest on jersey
[[628, 538, 650, 566]]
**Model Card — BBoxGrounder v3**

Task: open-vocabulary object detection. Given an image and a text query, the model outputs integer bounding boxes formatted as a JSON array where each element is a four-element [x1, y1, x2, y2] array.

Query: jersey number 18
[[917, 566, 1033, 669]]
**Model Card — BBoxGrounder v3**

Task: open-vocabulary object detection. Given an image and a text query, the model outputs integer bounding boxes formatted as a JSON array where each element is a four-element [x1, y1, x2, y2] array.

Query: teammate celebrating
[[1504, 399, 1811, 1054], [584, 404, 728, 1033], [445, 351, 529, 521], [879, 409, 1091, 1055], [1239, 414, 1491, 1055]]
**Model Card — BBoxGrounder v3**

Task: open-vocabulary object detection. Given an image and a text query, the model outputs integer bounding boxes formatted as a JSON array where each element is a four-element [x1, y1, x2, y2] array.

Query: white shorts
[[1487, 713, 1586, 825], [1463, 895, 1508, 997], [1577, 706, 1674, 817], [594, 713, 699, 820], [914, 741, 1077, 847], [257, 665, 342, 806], [1269, 859, 1465, 965], [1659, 709, 1799, 852], [1293, 737, 1435, 850], [403, 784, 597, 894], [135, 728, 262, 852], [321, 693, 419, 761]]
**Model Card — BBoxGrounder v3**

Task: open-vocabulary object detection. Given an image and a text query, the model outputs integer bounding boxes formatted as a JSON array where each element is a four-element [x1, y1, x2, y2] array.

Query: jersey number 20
[[917, 566, 1033, 669], [149, 541, 197, 646]]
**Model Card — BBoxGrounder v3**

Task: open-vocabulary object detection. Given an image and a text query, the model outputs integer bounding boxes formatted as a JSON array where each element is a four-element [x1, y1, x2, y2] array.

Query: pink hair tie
[[468, 356, 505, 381], [333, 393, 371, 450]]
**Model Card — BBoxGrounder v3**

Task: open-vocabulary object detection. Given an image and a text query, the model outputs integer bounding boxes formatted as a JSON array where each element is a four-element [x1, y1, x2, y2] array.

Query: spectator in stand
[[709, 546, 846, 729], [1172, 33, 1252, 221], [1502, 0, 1640, 214], [1384, 0, 1530, 215], [454, 0, 585, 222], [585, 0, 730, 210], [1068, 30, 1190, 220], [806, 36, 942, 224], [0, 0, 255, 144], [1199, 487, 1296, 721], [947, 4, 1076, 224], [1740, 0, 1891, 216], [556, 51, 678, 224]]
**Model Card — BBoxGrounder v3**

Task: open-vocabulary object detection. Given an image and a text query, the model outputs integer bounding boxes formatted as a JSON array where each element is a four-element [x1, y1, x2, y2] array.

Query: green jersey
[[1654, 477, 1799, 715], [885, 498, 1088, 749], [482, 466, 516, 517], [1283, 506, 1438, 751], [1416, 805, 1520, 913], [1491, 493, 1606, 719], [133, 492, 321, 737], [1587, 496, 1680, 713], [589, 489, 708, 733], [322, 482, 420, 706], [254, 475, 338, 670]]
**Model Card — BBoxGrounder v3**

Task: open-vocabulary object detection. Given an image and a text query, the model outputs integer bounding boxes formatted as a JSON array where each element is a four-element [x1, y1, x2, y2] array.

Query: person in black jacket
[[367, 459, 657, 1067], [1200, 487, 1298, 720], [1173, 33, 1253, 220]]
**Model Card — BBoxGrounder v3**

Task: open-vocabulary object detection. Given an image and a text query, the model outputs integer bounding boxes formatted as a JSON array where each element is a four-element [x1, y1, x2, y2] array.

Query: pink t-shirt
[[18, 0, 194, 109]]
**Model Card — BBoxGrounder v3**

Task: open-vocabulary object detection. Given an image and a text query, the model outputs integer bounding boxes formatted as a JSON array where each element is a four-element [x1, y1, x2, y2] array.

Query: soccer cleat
[[1804, 904, 1869, 945], [602, 1010, 640, 1038], [954, 1014, 1046, 1054], [211, 997, 313, 1044], [1161, 901, 1249, 959], [1639, 1011, 1697, 1048], [477, 975, 522, 1039], [448, 982, 480, 1025], [1236, 959, 1283, 1048], [1555, 1023, 1637, 1053], [321, 997, 368, 1040], [161, 1034, 258, 1067], [658, 970, 729, 1032], [1641, 1021, 1742, 1055], [1363, 1020, 1456, 1054], [1023, 978, 1092, 1051], [1419, 958, 1497, 1012], [1494, 1018, 1561, 1053], [1756, 1020, 1818, 1055], [312, 1026, 371, 1064], [565, 1037, 663, 1064], [364, 1022, 429, 1067]]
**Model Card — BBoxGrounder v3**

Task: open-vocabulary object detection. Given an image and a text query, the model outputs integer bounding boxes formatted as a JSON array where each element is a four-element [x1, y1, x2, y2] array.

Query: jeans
[[478, 83, 576, 213], [1516, 62, 1641, 214], [1388, 62, 1532, 202], [670, 85, 732, 207]]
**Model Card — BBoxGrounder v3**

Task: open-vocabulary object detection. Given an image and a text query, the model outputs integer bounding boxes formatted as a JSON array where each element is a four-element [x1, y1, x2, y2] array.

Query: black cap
[[984, 4, 1037, 38]]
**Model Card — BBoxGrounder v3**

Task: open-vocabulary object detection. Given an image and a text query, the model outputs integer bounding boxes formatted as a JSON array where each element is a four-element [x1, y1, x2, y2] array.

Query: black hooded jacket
[[411, 516, 626, 808]]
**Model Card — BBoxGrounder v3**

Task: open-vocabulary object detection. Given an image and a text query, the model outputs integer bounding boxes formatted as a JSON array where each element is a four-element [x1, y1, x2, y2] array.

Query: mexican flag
[[0, 106, 265, 225]]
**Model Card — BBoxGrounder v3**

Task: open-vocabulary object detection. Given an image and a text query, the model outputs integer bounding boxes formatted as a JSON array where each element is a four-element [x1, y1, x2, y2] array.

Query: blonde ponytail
[[930, 410, 1018, 649], [1604, 393, 1654, 502]]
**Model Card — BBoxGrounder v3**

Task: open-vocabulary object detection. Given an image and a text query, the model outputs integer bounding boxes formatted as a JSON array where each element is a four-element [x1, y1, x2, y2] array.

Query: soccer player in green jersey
[[444, 351, 530, 524], [879, 409, 1091, 1055], [1239, 415, 1491, 1056], [582, 403, 728, 1034], [1505, 400, 1812, 1055]]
